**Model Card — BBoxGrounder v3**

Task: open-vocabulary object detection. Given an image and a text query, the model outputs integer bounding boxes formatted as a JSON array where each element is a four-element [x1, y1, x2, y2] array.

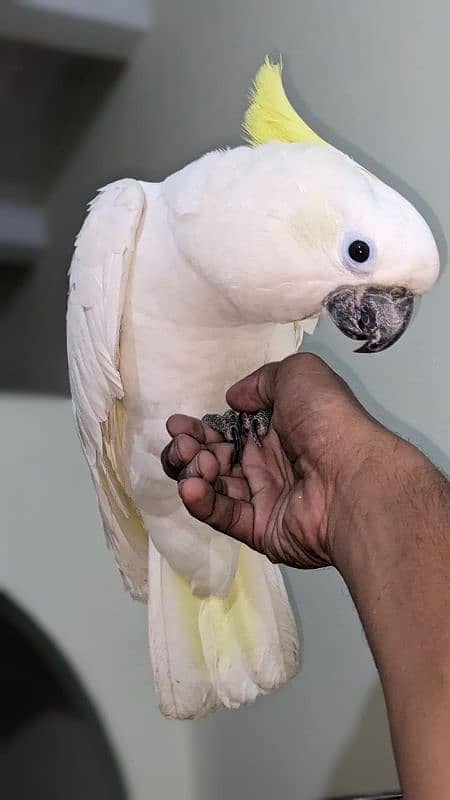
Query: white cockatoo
[[67, 60, 439, 719]]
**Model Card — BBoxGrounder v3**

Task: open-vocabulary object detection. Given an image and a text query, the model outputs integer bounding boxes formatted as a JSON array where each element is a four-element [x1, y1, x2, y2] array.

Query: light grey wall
[[2, 0, 449, 798]]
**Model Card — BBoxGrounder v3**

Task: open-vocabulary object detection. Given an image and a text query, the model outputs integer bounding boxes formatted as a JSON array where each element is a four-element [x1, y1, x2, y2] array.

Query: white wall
[[3, 0, 450, 797]]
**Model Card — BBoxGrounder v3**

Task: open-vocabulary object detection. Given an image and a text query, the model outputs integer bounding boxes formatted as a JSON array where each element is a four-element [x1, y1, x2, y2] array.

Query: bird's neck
[[133, 185, 253, 329]]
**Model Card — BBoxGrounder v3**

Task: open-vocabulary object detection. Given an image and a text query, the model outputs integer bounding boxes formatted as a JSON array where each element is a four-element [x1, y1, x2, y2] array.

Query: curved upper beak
[[324, 285, 415, 353]]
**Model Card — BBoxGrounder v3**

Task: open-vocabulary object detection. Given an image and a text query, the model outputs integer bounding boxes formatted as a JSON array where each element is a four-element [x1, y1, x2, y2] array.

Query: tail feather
[[147, 541, 220, 719], [199, 545, 299, 707], [148, 541, 299, 719]]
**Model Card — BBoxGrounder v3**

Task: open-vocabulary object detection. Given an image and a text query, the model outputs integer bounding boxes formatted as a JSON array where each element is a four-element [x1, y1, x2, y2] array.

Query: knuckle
[[296, 352, 324, 371]]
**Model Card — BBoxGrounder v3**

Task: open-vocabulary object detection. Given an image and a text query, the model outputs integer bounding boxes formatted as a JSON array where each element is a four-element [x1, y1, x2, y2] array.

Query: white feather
[[147, 542, 222, 719], [198, 547, 298, 710], [68, 174, 302, 718], [67, 179, 148, 600]]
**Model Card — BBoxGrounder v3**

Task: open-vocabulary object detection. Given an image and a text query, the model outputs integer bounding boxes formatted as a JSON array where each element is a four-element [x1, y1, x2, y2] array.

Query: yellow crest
[[243, 58, 325, 148]]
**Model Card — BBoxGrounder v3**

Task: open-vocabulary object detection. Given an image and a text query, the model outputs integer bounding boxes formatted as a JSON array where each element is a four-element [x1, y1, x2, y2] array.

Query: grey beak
[[324, 285, 415, 353]]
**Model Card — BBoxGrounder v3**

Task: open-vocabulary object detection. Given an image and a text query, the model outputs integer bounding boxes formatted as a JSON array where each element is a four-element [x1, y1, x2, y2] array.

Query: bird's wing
[[67, 179, 149, 600]]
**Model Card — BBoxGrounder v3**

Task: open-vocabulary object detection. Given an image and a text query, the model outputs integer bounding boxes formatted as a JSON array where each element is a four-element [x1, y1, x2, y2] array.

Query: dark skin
[[161, 353, 399, 569], [162, 353, 450, 799]]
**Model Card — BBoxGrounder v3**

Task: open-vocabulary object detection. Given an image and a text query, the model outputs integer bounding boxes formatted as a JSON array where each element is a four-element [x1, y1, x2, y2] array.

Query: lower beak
[[324, 285, 415, 353]]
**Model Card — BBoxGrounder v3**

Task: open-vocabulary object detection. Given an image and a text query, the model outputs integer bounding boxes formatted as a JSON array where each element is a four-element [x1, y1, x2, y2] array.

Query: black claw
[[249, 409, 272, 446], [201, 408, 272, 464], [251, 417, 263, 447], [230, 425, 243, 466]]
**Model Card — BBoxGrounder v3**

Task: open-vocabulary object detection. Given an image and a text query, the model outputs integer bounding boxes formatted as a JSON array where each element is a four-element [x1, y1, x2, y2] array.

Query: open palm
[[162, 411, 330, 570], [162, 354, 385, 571]]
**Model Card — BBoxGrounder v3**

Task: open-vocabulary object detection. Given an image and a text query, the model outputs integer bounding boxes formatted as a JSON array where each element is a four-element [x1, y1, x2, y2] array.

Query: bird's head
[[163, 60, 439, 352]]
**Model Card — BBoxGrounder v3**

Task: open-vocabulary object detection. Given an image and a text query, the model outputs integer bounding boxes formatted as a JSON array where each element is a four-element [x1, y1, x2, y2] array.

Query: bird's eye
[[342, 234, 376, 273], [348, 240, 370, 263]]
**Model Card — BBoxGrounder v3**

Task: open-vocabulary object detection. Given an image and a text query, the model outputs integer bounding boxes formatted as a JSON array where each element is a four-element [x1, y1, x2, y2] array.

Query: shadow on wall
[[324, 683, 399, 799], [188, 679, 398, 800], [301, 336, 450, 478]]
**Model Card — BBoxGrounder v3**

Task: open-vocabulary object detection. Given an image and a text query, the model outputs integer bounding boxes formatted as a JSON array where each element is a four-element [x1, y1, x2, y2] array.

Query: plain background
[[1, 1, 449, 798]]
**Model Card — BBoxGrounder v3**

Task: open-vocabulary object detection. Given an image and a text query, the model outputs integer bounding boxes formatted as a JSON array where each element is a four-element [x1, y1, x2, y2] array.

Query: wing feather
[[67, 179, 148, 600]]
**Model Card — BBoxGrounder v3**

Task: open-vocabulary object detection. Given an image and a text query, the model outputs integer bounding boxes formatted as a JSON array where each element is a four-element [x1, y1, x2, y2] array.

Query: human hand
[[163, 353, 450, 798], [161, 353, 397, 570]]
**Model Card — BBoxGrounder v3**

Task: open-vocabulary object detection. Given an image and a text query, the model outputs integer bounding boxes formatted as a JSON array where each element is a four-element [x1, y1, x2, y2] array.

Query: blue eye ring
[[342, 233, 376, 273]]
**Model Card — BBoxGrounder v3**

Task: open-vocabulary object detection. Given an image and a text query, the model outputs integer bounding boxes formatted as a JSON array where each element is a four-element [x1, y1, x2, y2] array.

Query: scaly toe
[[201, 410, 244, 464], [248, 409, 272, 446]]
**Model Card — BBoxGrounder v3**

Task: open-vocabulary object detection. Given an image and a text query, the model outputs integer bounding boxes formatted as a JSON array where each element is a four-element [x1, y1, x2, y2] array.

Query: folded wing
[[67, 179, 149, 600]]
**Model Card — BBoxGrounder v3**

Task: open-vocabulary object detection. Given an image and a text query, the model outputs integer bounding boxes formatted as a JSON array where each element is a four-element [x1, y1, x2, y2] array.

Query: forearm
[[335, 437, 450, 799]]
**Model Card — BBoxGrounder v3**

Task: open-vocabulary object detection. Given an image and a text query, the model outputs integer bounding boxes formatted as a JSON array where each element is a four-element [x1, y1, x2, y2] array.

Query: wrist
[[331, 424, 450, 673], [329, 425, 434, 575]]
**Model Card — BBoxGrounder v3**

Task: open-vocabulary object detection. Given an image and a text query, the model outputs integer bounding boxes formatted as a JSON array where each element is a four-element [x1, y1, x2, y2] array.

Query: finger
[[214, 476, 251, 502], [226, 361, 280, 412], [160, 433, 201, 480], [206, 442, 238, 476], [166, 414, 223, 444], [182, 449, 219, 483], [179, 478, 255, 546]]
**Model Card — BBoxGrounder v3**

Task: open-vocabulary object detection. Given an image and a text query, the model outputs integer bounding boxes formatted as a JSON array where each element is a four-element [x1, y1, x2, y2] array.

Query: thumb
[[226, 361, 280, 412]]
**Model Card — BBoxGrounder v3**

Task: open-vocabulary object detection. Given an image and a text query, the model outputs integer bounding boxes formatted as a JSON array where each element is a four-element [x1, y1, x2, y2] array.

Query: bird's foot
[[201, 410, 244, 464], [240, 409, 272, 446], [201, 409, 272, 464]]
